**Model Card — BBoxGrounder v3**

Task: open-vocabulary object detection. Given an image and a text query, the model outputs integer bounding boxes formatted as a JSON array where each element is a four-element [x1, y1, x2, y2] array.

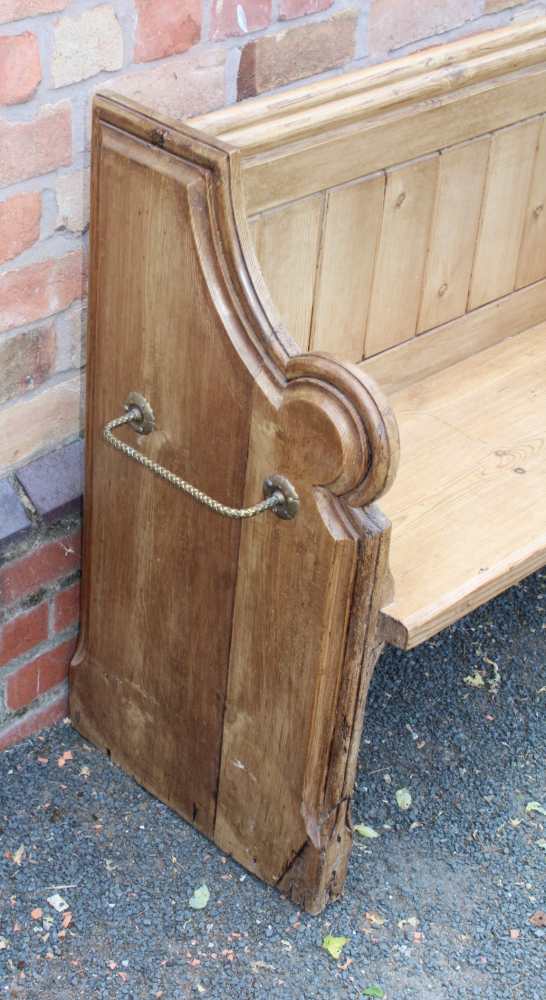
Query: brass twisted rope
[[103, 408, 284, 520]]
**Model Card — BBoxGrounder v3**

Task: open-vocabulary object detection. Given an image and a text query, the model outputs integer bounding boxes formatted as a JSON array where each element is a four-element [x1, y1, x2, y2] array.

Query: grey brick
[[16, 439, 84, 522], [0, 478, 31, 551]]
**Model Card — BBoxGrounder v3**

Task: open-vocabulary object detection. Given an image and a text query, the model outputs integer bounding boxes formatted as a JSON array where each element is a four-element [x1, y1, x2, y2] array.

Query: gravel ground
[[1, 571, 544, 1000]]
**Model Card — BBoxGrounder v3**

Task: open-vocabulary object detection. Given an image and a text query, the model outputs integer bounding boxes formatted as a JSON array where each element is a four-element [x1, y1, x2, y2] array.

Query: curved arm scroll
[[286, 352, 400, 508]]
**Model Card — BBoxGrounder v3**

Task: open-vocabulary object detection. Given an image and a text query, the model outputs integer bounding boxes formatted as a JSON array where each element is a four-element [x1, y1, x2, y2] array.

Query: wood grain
[[310, 173, 385, 360], [239, 65, 546, 214], [517, 115, 546, 288], [469, 118, 540, 309], [70, 122, 250, 837], [380, 324, 546, 648], [365, 155, 438, 357], [250, 195, 323, 350], [418, 138, 489, 333], [215, 358, 396, 910]]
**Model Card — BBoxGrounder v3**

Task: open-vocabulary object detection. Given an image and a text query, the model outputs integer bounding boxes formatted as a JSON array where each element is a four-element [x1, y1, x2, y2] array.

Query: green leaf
[[525, 801, 546, 817], [395, 788, 412, 811], [189, 884, 210, 910], [464, 671, 485, 688], [354, 824, 380, 839], [363, 987, 385, 998], [321, 935, 348, 960]]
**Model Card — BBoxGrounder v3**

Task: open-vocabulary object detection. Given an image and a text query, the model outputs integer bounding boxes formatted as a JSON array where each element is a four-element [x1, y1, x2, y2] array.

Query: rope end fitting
[[263, 475, 300, 520], [124, 392, 155, 435]]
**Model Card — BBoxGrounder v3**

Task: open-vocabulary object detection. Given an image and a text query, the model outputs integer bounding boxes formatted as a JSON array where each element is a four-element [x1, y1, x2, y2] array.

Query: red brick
[[0, 603, 48, 668], [134, 0, 201, 63], [0, 102, 71, 188], [0, 531, 81, 606], [279, 0, 333, 19], [238, 9, 356, 99], [5, 636, 75, 710], [0, 690, 68, 751], [0, 31, 40, 105], [0, 192, 41, 266], [211, 0, 270, 40], [0, 2, 69, 24], [0, 251, 84, 335], [0, 324, 55, 406], [368, 0, 475, 55], [53, 581, 80, 633]]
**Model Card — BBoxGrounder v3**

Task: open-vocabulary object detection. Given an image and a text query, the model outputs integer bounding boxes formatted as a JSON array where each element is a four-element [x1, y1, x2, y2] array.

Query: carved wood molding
[[192, 17, 546, 153]]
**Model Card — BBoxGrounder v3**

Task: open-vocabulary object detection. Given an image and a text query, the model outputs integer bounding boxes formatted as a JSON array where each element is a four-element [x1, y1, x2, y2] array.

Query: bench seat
[[378, 324, 546, 649]]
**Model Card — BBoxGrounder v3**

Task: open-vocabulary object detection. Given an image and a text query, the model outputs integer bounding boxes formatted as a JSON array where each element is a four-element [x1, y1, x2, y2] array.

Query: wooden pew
[[71, 18, 546, 913]]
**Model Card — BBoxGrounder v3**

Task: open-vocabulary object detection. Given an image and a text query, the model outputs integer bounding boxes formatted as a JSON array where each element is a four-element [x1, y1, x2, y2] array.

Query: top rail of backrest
[[192, 18, 546, 212]]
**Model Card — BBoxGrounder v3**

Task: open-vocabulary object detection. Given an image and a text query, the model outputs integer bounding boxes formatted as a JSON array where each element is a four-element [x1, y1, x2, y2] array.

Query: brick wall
[[0, 0, 543, 748]]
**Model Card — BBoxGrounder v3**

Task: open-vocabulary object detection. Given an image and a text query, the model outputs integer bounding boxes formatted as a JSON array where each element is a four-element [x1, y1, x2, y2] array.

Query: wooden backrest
[[193, 18, 546, 393]]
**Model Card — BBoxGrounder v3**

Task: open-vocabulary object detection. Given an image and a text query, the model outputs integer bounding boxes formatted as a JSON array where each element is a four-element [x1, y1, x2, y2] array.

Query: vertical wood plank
[[516, 115, 546, 288], [71, 125, 253, 838], [469, 118, 539, 309], [310, 173, 385, 361], [418, 138, 489, 333], [364, 155, 438, 358], [250, 195, 323, 350]]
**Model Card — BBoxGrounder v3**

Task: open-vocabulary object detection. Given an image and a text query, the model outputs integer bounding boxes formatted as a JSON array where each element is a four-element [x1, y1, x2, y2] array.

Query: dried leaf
[[62, 912, 73, 929], [321, 935, 348, 960], [395, 788, 412, 811], [365, 911, 386, 927], [529, 911, 546, 927], [363, 987, 385, 998], [0, 937, 8, 950], [398, 916, 419, 929], [12, 845, 25, 866], [536, 839, 546, 850], [525, 801, 546, 817], [189, 885, 210, 910], [354, 824, 380, 839], [47, 894, 69, 913], [30, 908, 43, 920], [509, 929, 520, 940]]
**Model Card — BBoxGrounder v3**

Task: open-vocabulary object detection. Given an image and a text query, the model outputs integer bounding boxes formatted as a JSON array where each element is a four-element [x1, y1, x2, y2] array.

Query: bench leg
[[277, 637, 385, 914]]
